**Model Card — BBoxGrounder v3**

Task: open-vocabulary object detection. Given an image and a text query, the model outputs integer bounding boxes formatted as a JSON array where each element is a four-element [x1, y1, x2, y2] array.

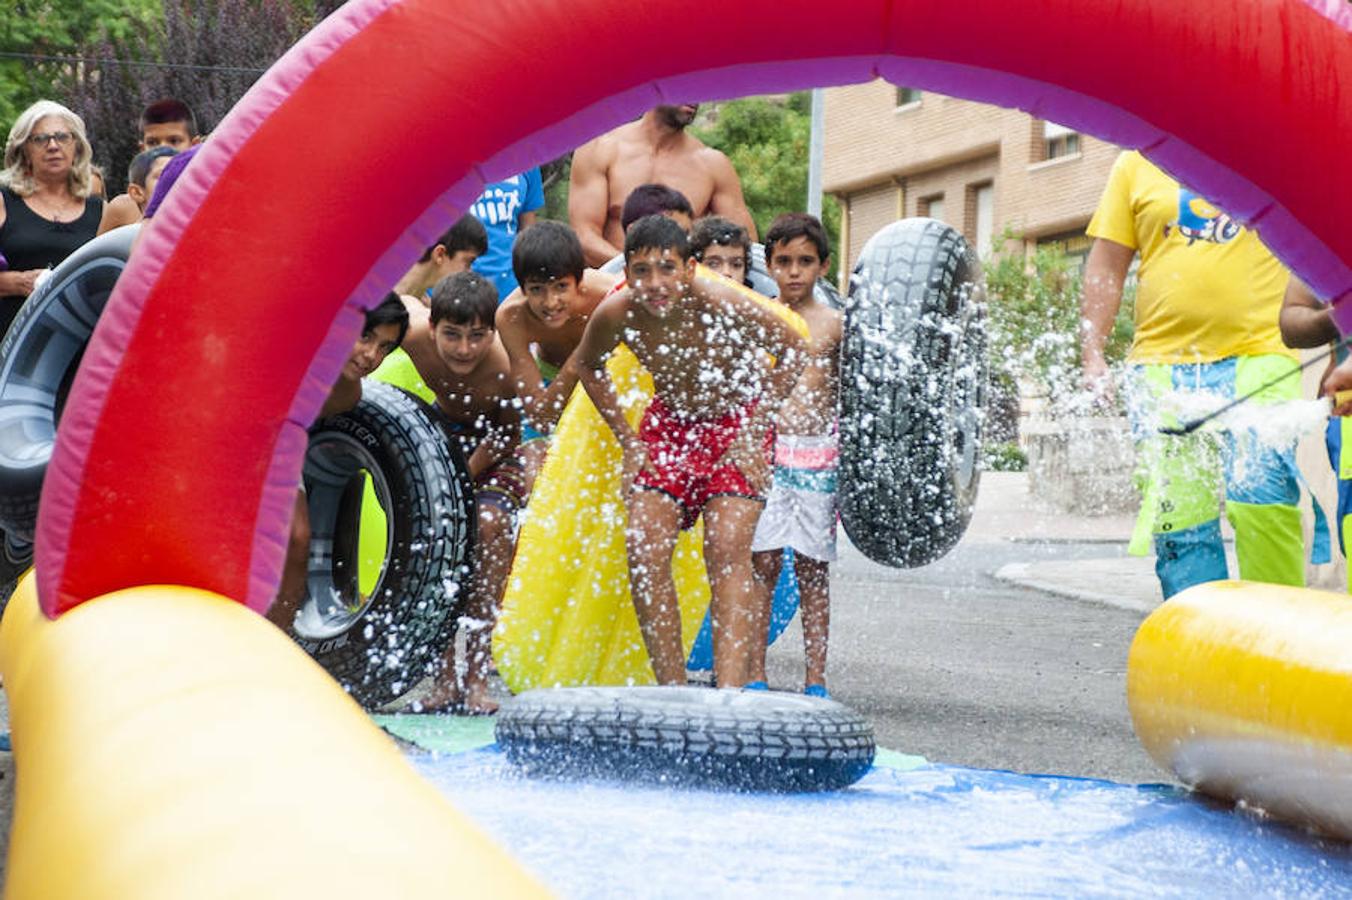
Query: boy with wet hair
[[750, 212, 842, 697], [620, 183, 695, 234], [269, 292, 410, 630], [395, 214, 488, 298], [690, 215, 753, 287], [496, 221, 619, 479], [419, 271, 524, 715], [574, 214, 808, 688]]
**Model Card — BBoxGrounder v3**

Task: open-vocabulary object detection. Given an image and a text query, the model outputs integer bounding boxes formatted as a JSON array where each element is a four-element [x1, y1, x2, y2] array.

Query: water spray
[[1158, 339, 1351, 436]]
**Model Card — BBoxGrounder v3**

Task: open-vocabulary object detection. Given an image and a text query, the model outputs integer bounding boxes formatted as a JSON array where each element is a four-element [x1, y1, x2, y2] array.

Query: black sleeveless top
[[0, 186, 101, 337], [0, 186, 102, 276]]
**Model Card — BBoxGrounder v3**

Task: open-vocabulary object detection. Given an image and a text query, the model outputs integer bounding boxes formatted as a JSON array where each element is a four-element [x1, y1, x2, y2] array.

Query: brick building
[[823, 80, 1120, 288]]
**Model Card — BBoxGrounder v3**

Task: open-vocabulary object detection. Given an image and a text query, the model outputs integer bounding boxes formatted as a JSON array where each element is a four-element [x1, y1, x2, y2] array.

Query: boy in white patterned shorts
[[750, 213, 842, 698]]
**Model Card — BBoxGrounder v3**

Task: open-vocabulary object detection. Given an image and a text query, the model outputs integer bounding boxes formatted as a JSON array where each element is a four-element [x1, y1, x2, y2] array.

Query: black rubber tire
[[0, 225, 138, 538], [838, 217, 986, 568], [0, 528, 33, 610], [600, 243, 843, 309], [289, 380, 473, 709], [495, 686, 876, 793]]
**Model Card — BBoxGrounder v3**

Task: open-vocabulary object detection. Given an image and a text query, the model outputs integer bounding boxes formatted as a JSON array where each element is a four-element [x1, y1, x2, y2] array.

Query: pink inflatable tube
[[34, 0, 1352, 615]]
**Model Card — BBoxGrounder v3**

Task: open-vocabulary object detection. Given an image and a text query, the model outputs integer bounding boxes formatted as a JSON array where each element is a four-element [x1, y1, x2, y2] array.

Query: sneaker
[[803, 684, 830, 700]]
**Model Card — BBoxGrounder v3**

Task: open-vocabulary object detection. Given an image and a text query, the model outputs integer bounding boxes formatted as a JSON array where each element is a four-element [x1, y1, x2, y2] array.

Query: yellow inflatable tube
[[1127, 580, 1352, 840], [0, 575, 546, 900]]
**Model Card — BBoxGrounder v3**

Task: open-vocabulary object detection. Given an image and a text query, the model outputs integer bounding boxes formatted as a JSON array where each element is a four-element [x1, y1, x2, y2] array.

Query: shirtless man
[[748, 213, 843, 697], [569, 104, 756, 267], [495, 221, 618, 481], [574, 215, 807, 688]]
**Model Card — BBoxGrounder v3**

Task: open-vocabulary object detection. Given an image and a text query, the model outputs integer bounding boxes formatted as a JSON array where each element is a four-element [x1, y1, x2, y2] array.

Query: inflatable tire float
[[292, 381, 473, 708], [0, 528, 32, 607], [0, 225, 137, 538], [838, 218, 986, 568], [495, 686, 875, 792]]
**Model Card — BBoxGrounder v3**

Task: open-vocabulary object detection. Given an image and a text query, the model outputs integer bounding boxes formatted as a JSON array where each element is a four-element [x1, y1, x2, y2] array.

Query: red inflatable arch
[[34, 0, 1352, 616]]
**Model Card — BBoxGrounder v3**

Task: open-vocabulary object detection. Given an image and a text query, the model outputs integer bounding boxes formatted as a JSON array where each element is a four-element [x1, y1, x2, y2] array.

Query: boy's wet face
[[522, 275, 580, 328], [768, 236, 826, 305], [698, 244, 748, 283], [625, 248, 693, 317], [433, 317, 495, 374], [344, 321, 402, 381], [141, 121, 193, 151]]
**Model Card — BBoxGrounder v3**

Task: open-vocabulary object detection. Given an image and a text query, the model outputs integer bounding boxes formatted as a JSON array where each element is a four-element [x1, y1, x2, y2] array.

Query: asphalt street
[[764, 531, 1164, 785]]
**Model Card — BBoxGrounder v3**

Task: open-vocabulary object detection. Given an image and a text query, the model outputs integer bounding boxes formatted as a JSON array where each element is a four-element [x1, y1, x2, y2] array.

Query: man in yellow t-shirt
[[1080, 150, 1306, 599]]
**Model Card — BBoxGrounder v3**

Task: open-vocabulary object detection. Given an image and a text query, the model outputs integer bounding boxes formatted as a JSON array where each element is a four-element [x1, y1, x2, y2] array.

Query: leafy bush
[[982, 440, 1027, 472], [983, 229, 1134, 416]]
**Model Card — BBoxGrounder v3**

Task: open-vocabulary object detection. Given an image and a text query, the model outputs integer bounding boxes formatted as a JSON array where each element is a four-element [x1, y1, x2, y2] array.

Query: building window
[[966, 182, 995, 259], [895, 86, 922, 108], [1038, 230, 1093, 270], [1042, 120, 1081, 160], [920, 194, 945, 223]]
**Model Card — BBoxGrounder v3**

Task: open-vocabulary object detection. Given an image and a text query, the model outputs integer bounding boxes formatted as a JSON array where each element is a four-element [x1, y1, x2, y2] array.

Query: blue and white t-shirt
[[471, 168, 544, 300]]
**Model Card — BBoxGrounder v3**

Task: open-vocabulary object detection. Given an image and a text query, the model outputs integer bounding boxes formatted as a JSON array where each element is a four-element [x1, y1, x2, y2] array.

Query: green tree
[[694, 93, 842, 279], [63, 0, 336, 193], [0, 0, 157, 126], [983, 229, 1134, 416]]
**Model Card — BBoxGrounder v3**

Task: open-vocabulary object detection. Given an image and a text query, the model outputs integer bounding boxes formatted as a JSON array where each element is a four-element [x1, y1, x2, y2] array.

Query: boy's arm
[[495, 300, 553, 428], [1280, 276, 1340, 349], [574, 296, 636, 448]]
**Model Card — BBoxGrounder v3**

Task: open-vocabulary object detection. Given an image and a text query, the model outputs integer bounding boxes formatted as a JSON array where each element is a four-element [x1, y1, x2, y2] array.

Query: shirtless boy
[[573, 215, 807, 688], [417, 271, 524, 715], [495, 221, 618, 480], [371, 215, 485, 401], [269, 292, 410, 630], [748, 213, 842, 697], [569, 104, 756, 266]]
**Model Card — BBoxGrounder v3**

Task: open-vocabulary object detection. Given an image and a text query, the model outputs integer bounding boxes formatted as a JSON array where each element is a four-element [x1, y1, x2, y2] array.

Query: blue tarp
[[413, 747, 1352, 897]]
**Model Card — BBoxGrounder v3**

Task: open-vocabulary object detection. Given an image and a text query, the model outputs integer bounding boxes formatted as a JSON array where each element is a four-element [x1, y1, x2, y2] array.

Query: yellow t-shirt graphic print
[[1087, 151, 1292, 364]]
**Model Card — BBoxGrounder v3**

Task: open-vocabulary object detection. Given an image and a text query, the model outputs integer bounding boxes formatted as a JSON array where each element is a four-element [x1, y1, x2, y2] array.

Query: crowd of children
[[8, 93, 849, 713], [344, 191, 845, 713]]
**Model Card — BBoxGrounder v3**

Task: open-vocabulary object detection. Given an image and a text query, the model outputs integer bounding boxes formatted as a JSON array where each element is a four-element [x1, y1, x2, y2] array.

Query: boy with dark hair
[[139, 98, 199, 151], [395, 214, 488, 298], [97, 146, 179, 234], [573, 214, 808, 688], [418, 271, 525, 715], [269, 292, 410, 630], [690, 215, 753, 287], [750, 212, 842, 697], [496, 221, 619, 477], [620, 183, 694, 234]]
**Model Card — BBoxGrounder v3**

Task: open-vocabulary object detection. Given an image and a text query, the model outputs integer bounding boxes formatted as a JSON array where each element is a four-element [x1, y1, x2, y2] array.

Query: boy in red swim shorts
[[574, 214, 807, 688]]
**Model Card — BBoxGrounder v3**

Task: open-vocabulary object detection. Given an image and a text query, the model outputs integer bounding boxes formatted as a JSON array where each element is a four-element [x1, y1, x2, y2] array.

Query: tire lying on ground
[[290, 381, 474, 709], [495, 686, 876, 792], [0, 528, 33, 610], [0, 225, 138, 538], [838, 217, 986, 568]]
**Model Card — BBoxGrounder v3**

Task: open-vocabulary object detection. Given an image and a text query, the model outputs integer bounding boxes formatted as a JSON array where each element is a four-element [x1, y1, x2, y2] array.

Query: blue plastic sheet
[[414, 749, 1352, 897]]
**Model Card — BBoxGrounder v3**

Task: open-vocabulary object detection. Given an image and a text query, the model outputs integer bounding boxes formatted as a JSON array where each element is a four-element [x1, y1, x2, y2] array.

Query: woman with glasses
[[0, 100, 107, 337]]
